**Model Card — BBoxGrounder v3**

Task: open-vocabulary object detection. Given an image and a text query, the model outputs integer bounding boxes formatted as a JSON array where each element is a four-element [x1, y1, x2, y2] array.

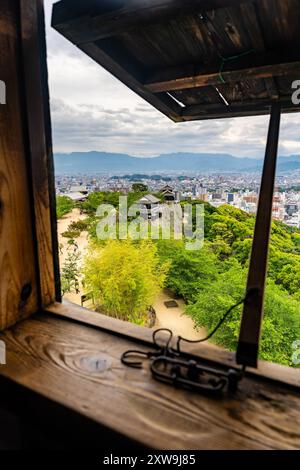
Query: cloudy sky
[[45, 1, 300, 158]]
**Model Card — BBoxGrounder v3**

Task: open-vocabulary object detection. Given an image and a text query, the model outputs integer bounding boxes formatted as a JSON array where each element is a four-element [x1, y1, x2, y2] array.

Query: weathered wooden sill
[[0, 307, 300, 450], [48, 300, 300, 389]]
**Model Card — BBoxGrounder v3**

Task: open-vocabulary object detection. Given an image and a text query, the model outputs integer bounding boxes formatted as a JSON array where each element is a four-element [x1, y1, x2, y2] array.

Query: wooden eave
[[52, 0, 300, 121]]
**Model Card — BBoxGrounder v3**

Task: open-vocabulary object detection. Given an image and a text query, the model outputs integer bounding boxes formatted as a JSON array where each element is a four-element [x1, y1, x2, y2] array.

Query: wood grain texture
[[19, 0, 59, 307], [0, 313, 300, 450], [48, 300, 300, 389], [145, 60, 300, 93], [0, 0, 38, 330], [52, 0, 253, 43]]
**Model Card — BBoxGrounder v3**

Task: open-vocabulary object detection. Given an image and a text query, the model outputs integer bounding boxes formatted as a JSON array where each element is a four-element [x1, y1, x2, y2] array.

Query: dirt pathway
[[153, 289, 206, 339], [57, 208, 89, 264], [57, 208, 90, 306]]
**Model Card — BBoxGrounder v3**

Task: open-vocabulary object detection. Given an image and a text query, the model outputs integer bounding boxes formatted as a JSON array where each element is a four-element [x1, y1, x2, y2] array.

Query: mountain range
[[54, 151, 300, 174]]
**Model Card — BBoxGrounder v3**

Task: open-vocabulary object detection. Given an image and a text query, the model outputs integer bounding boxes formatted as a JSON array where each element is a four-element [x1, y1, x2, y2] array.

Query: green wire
[[218, 49, 256, 84]]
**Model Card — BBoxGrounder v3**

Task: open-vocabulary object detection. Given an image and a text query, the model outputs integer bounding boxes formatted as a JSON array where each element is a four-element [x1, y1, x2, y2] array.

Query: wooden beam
[[181, 96, 294, 120], [20, 0, 60, 306], [0, 0, 39, 330], [52, 0, 254, 44], [264, 77, 279, 100], [236, 103, 281, 368], [72, 40, 183, 122], [145, 59, 300, 93]]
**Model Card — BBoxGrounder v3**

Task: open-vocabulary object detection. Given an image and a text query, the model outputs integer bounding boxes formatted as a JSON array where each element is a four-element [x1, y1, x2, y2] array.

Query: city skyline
[[55, 170, 300, 229]]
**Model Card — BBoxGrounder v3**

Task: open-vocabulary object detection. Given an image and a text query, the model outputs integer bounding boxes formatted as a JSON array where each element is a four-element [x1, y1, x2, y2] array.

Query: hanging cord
[[218, 49, 256, 84], [175, 287, 258, 353], [199, 12, 256, 84], [121, 288, 259, 368]]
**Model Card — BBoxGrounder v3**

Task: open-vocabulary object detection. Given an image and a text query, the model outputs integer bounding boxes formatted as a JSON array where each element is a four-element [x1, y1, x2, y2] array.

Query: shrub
[[68, 219, 90, 231], [61, 229, 81, 239], [56, 196, 74, 219]]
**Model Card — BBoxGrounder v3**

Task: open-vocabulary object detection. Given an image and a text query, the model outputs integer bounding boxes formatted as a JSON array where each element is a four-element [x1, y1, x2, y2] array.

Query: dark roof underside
[[52, 0, 300, 122]]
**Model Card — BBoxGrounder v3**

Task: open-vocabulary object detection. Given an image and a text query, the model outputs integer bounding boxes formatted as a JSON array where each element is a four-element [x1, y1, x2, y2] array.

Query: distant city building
[[137, 194, 160, 220], [286, 214, 300, 228], [285, 203, 298, 217], [161, 185, 175, 202], [65, 192, 88, 202], [70, 185, 88, 195], [243, 194, 258, 204]]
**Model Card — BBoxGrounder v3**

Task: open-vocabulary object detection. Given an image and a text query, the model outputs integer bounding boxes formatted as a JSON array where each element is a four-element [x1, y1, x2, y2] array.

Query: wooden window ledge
[[0, 307, 300, 450]]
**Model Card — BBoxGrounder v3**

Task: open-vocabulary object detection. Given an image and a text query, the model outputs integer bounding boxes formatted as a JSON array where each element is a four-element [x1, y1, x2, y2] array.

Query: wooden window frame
[[0, 0, 299, 398]]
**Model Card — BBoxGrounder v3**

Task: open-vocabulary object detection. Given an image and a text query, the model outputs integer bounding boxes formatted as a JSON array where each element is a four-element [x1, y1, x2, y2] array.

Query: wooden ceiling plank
[[52, 0, 256, 44], [239, 1, 265, 52]]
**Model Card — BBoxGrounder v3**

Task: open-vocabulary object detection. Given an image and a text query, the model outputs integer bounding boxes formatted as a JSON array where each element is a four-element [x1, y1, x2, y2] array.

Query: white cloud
[[44, 1, 300, 158]]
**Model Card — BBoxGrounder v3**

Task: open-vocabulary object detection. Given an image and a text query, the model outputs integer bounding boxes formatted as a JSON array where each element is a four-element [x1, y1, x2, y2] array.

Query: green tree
[[156, 240, 218, 302], [210, 222, 234, 244], [56, 196, 74, 219], [278, 263, 300, 294], [232, 238, 253, 264], [83, 240, 169, 324], [132, 183, 148, 192], [61, 250, 80, 295], [79, 192, 105, 214], [186, 262, 300, 366]]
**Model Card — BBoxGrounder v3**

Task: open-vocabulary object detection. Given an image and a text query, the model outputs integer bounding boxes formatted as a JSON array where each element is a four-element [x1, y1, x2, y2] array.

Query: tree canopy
[[156, 202, 300, 366], [83, 240, 168, 324], [60, 194, 300, 367]]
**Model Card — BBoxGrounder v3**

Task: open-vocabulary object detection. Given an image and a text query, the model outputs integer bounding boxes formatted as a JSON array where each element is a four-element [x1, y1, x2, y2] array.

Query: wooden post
[[0, 0, 39, 329], [236, 102, 281, 368], [20, 0, 61, 306], [0, 0, 59, 331]]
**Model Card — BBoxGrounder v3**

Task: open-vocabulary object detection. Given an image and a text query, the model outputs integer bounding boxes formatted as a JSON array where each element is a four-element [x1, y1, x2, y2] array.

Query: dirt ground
[[57, 208, 89, 264], [57, 208, 90, 306], [153, 289, 206, 339]]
